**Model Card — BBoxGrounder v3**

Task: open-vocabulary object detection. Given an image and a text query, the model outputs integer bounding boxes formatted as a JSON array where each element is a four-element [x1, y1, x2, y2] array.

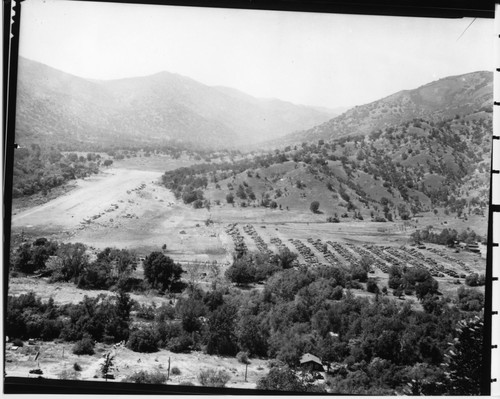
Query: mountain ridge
[[14, 57, 336, 149], [271, 70, 492, 147]]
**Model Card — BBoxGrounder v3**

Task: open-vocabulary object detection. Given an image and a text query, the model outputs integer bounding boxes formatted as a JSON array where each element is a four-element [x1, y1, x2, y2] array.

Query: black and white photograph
[[4, 0, 495, 394]]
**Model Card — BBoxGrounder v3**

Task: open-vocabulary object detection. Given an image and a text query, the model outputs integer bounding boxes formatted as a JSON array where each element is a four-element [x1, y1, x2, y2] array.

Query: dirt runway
[[12, 168, 169, 232]]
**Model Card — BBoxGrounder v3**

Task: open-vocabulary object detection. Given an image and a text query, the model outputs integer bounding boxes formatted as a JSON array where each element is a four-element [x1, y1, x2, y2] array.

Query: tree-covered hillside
[[12, 145, 101, 198], [162, 111, 491, 225]]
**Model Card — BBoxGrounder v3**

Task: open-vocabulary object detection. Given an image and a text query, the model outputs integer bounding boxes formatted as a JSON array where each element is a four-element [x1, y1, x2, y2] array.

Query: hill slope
[[276, 71, 492, 145], [162, 109, 491, 236], [15, 57, 335, 150]]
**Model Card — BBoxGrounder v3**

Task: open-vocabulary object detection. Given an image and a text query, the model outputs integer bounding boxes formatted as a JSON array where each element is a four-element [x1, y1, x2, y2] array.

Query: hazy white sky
[[18, 0, 494, 109]]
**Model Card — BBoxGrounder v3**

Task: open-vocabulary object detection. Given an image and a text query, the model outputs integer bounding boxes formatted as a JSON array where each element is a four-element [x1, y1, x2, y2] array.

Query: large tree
[[310, 201, 320, 213], [276, 248, 298, 269], [205, 304, 239, 356], [443, 316, 484, 394], [143, 252, 183, 292], [225, 257, 256, 286]]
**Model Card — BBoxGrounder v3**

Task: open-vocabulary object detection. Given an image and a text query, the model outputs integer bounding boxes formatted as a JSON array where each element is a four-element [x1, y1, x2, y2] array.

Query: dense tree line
[[410, 227, 483, 246], [6, 291, 132, 344], [388, 265, 439, 300], [12, 145, 101, 198], [10, 239, 183, 292], [224, 250, 297, 285], [11, 141, 239, 200]]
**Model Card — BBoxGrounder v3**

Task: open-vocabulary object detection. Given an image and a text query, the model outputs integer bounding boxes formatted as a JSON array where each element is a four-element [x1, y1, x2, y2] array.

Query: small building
[[300, 353, 325, 372]]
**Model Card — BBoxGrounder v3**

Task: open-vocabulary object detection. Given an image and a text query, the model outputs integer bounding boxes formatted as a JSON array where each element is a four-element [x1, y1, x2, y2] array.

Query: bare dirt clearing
[[5, 340, 269, 389], [7, 277, 172, 307], [12, 168, 169, 233]]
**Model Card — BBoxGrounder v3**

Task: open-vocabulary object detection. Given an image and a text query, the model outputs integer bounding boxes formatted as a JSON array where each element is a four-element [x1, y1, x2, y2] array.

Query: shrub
[[237, 351, 250, 364], [155, 303, 176, 322], [167, 334, 193, 353], [123, 370, 167, 384], [351, 266, 368, 282], [76, 262, 114, 290], [143, 252, 183, 292], [155, 321, 183, 347], [465, 273, 485, 287], [347, 280, 363, 290], [257, 362, 306, 391], [193, 199, 204, 209], [58, 368, 79, 380], [310, 201, 320, 213], [135, 303, 157, 320], [127, 328, 158, 353], [72, 337, 95, 355], [331, 286, 344, 300], [457, 286, 484, 311], [198, 368, 231, 387], [11, 338, 24, 347], [366, 279, 380, 294], [40, 318, 63, 341], [73, 362, 82, 372], [225, 258, 256, 286], [170, 366, 181, 376]]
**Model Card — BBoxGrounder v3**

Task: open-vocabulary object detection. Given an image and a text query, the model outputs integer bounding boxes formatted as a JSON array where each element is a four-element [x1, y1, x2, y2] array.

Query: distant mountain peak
[[15, 57, 335, 150]]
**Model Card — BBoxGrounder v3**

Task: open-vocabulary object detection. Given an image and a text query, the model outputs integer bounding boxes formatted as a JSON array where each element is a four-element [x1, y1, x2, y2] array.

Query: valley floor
[[9, 160, 487, 297], [6, 157, 488, 392]]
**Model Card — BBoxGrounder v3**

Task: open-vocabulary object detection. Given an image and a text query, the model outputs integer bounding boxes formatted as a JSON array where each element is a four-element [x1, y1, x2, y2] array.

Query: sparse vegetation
[[198, 368, 231, 387], [123, 370, 168, 384]]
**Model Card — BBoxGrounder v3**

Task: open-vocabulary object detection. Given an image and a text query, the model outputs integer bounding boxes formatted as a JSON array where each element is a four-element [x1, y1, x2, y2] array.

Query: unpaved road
[[10, 167, 232, 264], [12, 168, 171, 233]]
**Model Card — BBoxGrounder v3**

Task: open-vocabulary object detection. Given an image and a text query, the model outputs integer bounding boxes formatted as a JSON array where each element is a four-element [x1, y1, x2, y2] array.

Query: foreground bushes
[[6, 293, 63, 340], [72, 336, 95, 355], [197, 368, 231, 387], [6, 291, 132, 344], [257, 361, 326, 392], [123, 370, 167, 384], [126, 327, 159, 353]]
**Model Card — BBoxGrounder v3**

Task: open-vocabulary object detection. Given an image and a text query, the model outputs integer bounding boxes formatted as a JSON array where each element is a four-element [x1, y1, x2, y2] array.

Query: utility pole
[[167, 357, 171, 381]]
